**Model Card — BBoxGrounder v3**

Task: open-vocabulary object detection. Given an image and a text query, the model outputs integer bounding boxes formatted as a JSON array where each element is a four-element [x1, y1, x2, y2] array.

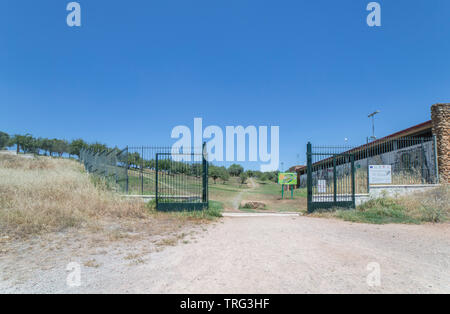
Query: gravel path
[[1, 217, 449, 293]]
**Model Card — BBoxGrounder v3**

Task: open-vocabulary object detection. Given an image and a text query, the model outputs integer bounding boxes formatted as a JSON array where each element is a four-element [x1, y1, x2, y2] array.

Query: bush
[[320, 185, 449, 225], [334, 197, 420, 224], [418, 185, 449, 223]]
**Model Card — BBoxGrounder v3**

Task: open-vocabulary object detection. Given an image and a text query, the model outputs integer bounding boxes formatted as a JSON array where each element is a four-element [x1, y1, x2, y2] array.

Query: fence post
[[351, 154, 356, 208], [155, 154, 159, 210], [306, 142, 312, 213], [366, 137, 370, 193], [433, 135, 440, 184], [202, 142, 208, 208], [333, 156, 337, 203], [125, 146, 129, 194], [141, 146, 144, 195]]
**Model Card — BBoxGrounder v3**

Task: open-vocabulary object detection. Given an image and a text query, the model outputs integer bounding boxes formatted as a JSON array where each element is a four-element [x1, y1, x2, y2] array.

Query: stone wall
[[355, 184, 441, 206], [431, 103, 450, 182]]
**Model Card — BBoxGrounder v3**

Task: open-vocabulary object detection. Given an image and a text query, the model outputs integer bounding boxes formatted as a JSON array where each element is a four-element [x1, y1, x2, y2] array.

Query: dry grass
[[312, 184, 449, 224], [397, 184, 450, 223], [0, 153, 152, 238]]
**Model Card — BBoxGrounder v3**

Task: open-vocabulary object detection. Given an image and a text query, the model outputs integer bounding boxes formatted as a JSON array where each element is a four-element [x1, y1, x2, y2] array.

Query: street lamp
[[368, 110, 380, 141]]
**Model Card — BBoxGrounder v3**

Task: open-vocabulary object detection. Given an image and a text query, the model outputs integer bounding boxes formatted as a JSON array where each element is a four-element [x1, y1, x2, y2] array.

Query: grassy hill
[[0, 152, 215, 240]]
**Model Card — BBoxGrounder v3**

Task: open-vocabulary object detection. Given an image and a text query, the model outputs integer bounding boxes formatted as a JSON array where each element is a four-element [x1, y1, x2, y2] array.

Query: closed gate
[[155, 148, 208, 211], [307, 142, 355, 212]]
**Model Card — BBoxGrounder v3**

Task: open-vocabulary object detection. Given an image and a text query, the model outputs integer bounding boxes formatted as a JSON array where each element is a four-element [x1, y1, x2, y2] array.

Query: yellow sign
[[278, 173, 297, 185]]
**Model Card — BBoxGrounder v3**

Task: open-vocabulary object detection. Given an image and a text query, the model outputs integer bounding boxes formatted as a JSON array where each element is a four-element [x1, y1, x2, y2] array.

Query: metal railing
[[303, 136, 439, 194], [79, 145, 207, 197], [80, 147, 128, 193]]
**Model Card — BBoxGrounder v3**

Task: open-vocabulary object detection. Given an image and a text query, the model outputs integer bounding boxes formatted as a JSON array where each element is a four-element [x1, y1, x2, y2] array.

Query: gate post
[[125, 146, 129, 194], [366, 137, 370, 193], [155, 154, 159, 210], [351, 154, 356, 208], [141, 146, 144, 195], [333, 156, 337, 203], [202, 142, 208, 209], [307, 142, 313, 213]]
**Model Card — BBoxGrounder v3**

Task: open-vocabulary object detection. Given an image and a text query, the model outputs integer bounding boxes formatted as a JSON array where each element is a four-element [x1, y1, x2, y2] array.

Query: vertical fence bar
[[333, 156, 337, 203], [351, 154, 356, 207], [140, 146, 144, 195], [202, 142, 208, 208], [155, 153, 159, 210], [306, 142, 312, 213], [366, 137, 370, 193], [125, 146, 129, 194]]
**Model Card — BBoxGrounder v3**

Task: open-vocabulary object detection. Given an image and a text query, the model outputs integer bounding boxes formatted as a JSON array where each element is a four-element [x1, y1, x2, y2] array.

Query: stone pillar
[[431, 103, 450, 182]]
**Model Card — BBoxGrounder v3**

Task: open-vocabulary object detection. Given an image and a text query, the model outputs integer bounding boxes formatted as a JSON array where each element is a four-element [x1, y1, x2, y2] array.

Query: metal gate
[[155, 149, 208, 211], [307, 142, 355, 212]]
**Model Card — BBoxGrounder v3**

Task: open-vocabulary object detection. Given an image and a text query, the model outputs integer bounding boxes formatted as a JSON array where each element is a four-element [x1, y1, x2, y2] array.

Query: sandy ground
[[1, 216, 449, 294]]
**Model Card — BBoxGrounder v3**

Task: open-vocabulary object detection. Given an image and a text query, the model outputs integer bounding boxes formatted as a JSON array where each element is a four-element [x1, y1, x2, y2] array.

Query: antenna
[[368, 110, 380, 141]]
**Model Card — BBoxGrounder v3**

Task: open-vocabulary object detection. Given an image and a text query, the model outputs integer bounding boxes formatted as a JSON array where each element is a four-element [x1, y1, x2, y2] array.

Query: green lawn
[[208, 177, 307, 212]]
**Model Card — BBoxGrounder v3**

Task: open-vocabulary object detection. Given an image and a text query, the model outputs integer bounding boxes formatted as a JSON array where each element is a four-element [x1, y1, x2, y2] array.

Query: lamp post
[[368, 110, 380, 141]]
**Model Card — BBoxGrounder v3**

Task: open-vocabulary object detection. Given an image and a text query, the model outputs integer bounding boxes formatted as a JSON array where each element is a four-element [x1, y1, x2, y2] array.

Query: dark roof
[[291, 120, 433, 175]]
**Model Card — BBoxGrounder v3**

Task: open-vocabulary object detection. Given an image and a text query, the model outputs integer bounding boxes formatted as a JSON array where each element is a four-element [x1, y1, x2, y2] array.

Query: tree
[[40, 138, 52, 156], [219, 167, 230, 183], [47, 139, 58, 156], [228, 164, 244, 176], [89, 142, 109, 154], [128, 152, 142, 169], [209, 166, 221, 184], [209, 166, 230, 184], [11, 134, 36, 154], [246, 170, 255, 178], [239, 172, 248, 185], [34, 137, 45, 155], [209, 166, 224, 183], [53, 139, 69, 157], [268, 171, 279, 183], [0, 132, 9, 149], [259, 173, 269, 181], [70, 139, 88, 158]]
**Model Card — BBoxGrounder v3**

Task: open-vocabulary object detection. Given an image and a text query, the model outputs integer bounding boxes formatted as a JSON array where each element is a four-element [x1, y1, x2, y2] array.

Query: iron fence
[[79, 145, 208, 211], [80, 147, 128, 193], [307, 144, 356, 212], [305, 136, 439, 212]]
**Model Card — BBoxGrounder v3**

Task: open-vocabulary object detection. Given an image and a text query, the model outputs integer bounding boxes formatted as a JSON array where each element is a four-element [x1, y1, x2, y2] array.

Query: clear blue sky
[[1, 0, 449, 170]]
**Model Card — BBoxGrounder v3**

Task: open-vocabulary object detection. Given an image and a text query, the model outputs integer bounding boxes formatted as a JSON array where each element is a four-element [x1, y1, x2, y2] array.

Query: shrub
[[417, 185, 449, 223]]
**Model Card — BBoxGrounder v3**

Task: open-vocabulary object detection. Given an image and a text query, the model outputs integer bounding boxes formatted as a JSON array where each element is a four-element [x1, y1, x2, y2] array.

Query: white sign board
[[317, 180, 327, 193], [369, 165, 392, 184]]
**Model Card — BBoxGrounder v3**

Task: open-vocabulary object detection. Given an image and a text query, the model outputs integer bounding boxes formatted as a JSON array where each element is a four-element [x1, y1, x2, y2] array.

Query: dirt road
[[1, 216, 449, 293]]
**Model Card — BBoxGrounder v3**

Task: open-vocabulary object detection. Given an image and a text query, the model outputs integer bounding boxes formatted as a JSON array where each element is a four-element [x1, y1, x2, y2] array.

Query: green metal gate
[[307, 142, 355, 213], [155, 147, 208, 211]]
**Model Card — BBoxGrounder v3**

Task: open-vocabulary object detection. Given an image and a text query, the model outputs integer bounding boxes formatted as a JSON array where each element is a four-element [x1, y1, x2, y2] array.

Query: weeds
[[0, 154, 148, 238], [314, 185, 449, 224], [146, 199, 223, 220]]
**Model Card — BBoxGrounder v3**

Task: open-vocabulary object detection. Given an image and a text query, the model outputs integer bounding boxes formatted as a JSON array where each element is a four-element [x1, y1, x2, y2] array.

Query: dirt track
[[1, 216, 449, 294]]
